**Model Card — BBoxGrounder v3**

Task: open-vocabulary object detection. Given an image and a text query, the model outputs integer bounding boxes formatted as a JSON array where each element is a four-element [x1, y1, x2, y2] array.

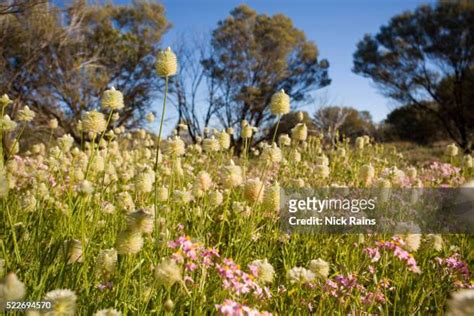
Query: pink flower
[[324, 274, 363, 299], [374, 237, 421, 273], [215, 299, 272, 316], [361, 290, 386, 305], [436, 253, 472, 287], [216, 258, 271, 299], [363, 247, 381, 262]]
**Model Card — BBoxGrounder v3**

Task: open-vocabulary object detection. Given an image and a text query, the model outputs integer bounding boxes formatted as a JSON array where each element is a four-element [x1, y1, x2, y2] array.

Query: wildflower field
[[0, 49, 474, 316]]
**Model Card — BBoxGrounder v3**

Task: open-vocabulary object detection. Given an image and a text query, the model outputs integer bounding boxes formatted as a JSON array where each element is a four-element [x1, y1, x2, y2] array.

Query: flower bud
[[0, 94, 12, 108], [291, 123, 307, 141], [296, 111, 304, 122], [49, 118, 59, 129], [446, 143, 458, 157], [359, 164, 375, 185]]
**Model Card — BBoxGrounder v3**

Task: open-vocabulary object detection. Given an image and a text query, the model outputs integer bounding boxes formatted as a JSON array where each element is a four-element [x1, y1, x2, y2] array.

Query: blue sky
[[118, 0, 434, 132]]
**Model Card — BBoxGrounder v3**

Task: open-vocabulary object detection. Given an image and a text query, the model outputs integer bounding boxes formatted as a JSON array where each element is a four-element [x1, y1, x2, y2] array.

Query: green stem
[[271, 114, 282, 145], [154, 76, 169, 241], [154, 76, 169, 172], [6, 123, 26, 160], [0, 106, 5, 168]]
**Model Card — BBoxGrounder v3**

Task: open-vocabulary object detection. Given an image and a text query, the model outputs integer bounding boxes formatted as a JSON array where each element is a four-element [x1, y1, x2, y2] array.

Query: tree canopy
[[382, 103, 447, 144], [0, 0, 169, 140], [313, 106, 376, 141], [353, 2, 474, 151], [202, 4, 330, 138]]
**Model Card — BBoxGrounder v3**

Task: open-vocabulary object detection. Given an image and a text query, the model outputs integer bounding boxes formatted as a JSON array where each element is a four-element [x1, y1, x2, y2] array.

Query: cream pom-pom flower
[[263, 182, 280, 212], [220, 160, 243, 188], [0, 272, 26, 301], [82, 110, 107, 134], [126, 209, 154, 234], [116, 230, 144, 255], [194, 171, 213, 193], [296, 111, 304, 122], [1, 115, 17, 131], [249, 258, 275, 284], [154, 258, 182, 288], [0, 94, 12, 108], [426, 234, 443, 252], [96, 248, 118, 279], [17, 106, 35, 122], [287, 266, 315, 284], [217, 130, 231, 150], [202, 136, 220, 152], [278, 134, 291, 146], [241, 124, 254, 139], [146, 112, 155, 123], [355, 136, 365, 150], [270, 89, 290, 115], [156, 47, 178, 77], [359, 164, 375, 185], [308, 258, 330, 279], [49, 118, 59, 129], [446, 143, 459, 157], [101, 87, 124, 110], [164, 136, 185, 156], [243, 177, 265, 204], [261, 143, 282, 164], [291, 123, 307, 141], [44, 289, 77, 316], [314, 164, 330, 179]]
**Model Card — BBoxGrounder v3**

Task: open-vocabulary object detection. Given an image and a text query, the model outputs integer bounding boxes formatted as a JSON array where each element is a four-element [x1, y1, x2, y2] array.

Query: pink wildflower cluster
[[435, 253, 473, 288], [361, 289, 386, 305], [325, 273, 389, 306], [424, 161, 463, 185], [324, 273, 363, 299], [364, 237, 421, 273], [216, 258, 271, 298], [168, 235, 220, 271], [215, 299, 272, 316]]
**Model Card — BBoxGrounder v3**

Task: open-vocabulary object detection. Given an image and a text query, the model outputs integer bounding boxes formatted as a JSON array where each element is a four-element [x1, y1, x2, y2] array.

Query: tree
[[353, 2, 474, 151], [170, 32, 218, 141], [202, 5, 330, 143], [0, 0, 169, 141], [313, 106, 376, 143], [382, 103, 447, 144], [0, 0, 46, 16]]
